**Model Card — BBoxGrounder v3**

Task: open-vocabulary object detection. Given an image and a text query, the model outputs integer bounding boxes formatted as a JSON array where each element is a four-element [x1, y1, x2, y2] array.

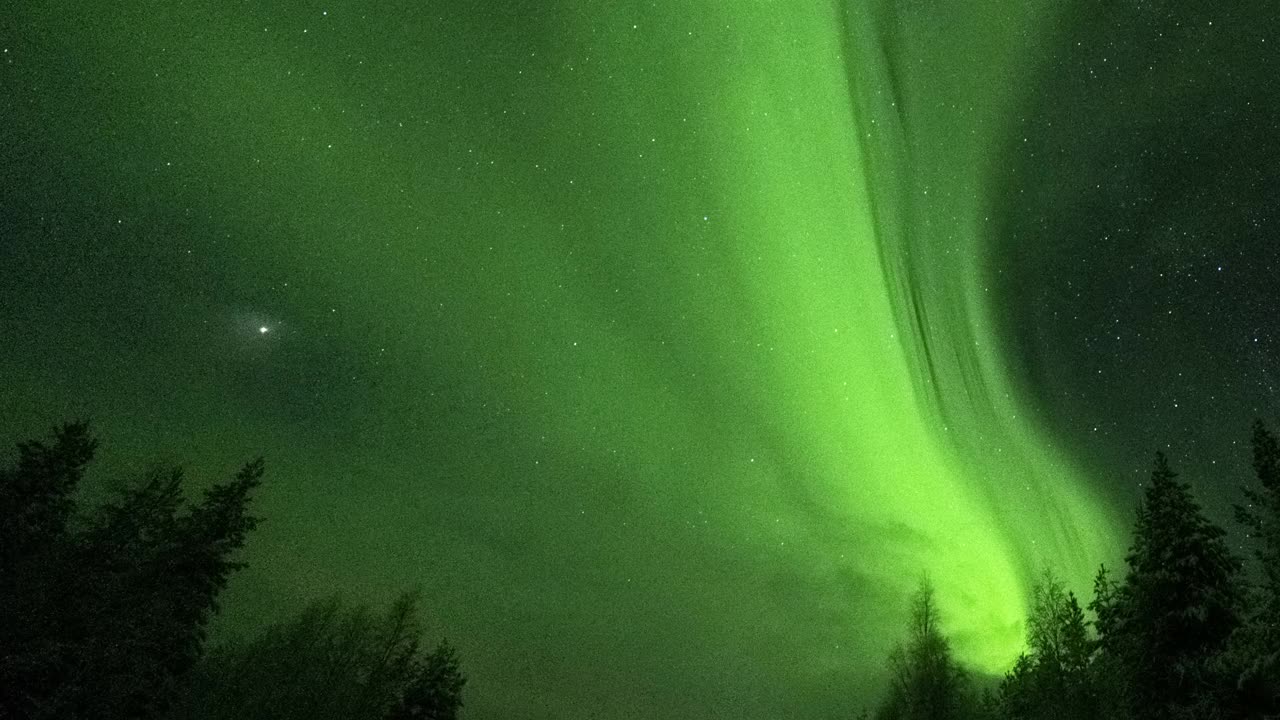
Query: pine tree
[[1096, 452, 1242, 720], [0, 423, 262, 720], [0, 423, 98, 718], [1228, 420, 1280, 714], [1236, 420, 1280, 606], [1085, 565, 1132, 720], [0, 421, 96, 573], [997, 653, 1038, 720], [1088, 564, 1120, 644]]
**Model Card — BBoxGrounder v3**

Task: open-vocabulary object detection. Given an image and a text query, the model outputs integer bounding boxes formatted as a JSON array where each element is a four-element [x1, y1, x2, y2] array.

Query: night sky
[[2, 1, 1276, 717]]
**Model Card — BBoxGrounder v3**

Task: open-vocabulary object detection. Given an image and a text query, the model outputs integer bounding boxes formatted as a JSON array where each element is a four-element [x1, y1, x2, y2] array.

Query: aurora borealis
[[2, 1, 1276, 717]]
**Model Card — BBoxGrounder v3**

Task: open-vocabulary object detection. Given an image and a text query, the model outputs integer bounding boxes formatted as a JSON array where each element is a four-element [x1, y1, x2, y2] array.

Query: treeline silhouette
[[4, 421, 1280, 719], [0, 422, 464, 720], [869, 420, 1280, 720]]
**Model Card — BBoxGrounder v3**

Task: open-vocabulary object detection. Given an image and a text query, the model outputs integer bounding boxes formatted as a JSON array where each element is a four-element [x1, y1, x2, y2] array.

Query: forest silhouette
[[868, 421, 1280, 720], [0, 422, 463, 720], [2, 421, 1278, 719]]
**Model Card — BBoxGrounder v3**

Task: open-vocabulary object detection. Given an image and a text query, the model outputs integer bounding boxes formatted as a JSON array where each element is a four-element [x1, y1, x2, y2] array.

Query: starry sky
[[1, 0, 1276, 717]]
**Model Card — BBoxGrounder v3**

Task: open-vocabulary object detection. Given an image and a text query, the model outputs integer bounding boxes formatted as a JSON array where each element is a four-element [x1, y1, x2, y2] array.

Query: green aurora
[[0, 0, 1181, 716]]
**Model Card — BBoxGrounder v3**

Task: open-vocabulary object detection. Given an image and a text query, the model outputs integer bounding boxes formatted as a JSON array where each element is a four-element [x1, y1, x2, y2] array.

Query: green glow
[[7, 0, 1126, 708], [844, 0, 1124, 667]]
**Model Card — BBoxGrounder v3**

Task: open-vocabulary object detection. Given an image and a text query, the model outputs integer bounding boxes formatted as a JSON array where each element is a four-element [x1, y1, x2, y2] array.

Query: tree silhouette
[[168, 593, 465, 720], [0, 423, 262, 720], [866, 429, 1280, 720], [877, 578, 972, 720], [0, 421, 97, 572], [1095, 452, 1242, 720], [998, 570, 1095, 720], [1226, 420, 1280, 715], [1236, 421, 1280, 607], [387, 639, 466, 720]]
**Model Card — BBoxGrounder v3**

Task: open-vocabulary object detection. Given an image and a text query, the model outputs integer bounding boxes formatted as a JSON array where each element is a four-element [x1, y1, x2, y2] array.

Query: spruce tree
[[1097, 452, 1242, 720], [1229, 420, 1280, 714], [1086, 565, 1132, 720], [1236, 420, 1280, 607]]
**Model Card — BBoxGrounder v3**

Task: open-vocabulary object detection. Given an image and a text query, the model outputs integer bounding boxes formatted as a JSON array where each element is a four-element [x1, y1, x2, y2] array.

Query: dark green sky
[[2, 1, 1275, 716]]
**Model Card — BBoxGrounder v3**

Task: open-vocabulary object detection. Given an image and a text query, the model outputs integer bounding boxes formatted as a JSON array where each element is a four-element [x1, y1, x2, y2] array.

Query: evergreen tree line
[[869, 421, 1280, 720], [0, 422, 465, 720], [8, 420, 1280, 719]]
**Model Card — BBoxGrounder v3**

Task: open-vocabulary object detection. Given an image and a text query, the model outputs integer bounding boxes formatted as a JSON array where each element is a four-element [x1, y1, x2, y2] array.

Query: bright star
[[259, 326, 270, 334]]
